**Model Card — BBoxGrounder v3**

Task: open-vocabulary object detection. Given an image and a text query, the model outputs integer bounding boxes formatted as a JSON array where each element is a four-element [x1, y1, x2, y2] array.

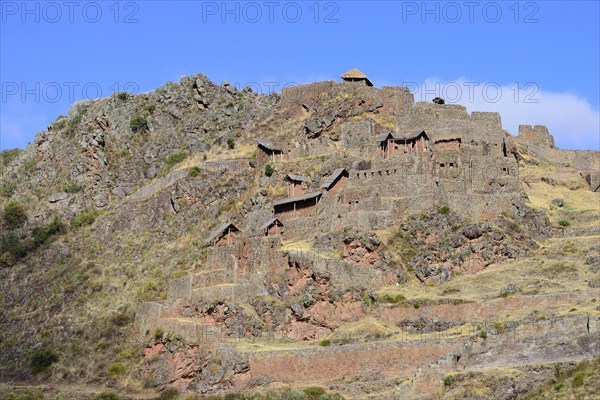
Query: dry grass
[[281, 239, 314, 253], [175, 142, 256, 171], [327, 316, 397, 340], [377, 234, 599, 320], [523, 163, 599, 229]]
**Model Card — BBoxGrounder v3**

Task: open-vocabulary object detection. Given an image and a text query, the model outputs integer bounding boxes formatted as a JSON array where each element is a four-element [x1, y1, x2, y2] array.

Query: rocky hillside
[[1, 73, 599, 400]]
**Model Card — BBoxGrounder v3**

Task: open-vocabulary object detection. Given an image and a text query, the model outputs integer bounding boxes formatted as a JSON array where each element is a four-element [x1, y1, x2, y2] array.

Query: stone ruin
[[518, 124, 555, 148], [137, 69, 527, 343], [134, 69, 600, 396]]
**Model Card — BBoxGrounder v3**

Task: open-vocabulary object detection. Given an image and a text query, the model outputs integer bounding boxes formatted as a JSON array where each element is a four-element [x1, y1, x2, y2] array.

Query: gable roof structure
[[340, 68, 373, 87], [321, 168, 348, 190], [255, 138, 283, 152], [397, 130, 429, 141], [285, 174, 309, 183], [375, 131, 395, 143], [205, 222, 240, 244], [273, 191, 323, 207], [260, 217, 283, 230]]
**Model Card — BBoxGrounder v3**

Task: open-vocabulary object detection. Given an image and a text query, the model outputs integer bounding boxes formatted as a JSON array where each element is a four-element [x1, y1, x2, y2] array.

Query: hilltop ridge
[[0, 72, 599, 400]]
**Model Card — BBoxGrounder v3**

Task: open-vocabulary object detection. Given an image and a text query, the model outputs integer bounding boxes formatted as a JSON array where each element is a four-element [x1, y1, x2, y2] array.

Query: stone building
[[274, 191, 322, 218], [285, 174, 309, 197], [434, 137, 461, 152], [321, 168, 349, 195], [256, 138, 286, 167], [340, 68, 373, 87], [377, 131, 430, 157], [518, 125, 555, 148], [205, 223, 240, 247], [261, 217, 284, 236]]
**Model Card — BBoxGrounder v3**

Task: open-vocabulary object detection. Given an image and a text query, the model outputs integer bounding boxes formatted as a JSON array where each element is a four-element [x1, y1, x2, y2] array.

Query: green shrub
[[154, 328, 164, 341], [264, 164, 274, 177], [52, 117, 67, 130], [493, 321, 507, 333], [188, 166, 201, 177], [479, 330, 488, 340], [65, 113, 83, 136], [63, 181, 82, 193], [144, 104, 156, 114], [226, 137, 236, 149], [29, 347, 58, 373], [31, 216, 63, 245], [0, 180, 17, 197], [2, 390, 44, 400], [554, 383, 563, 391], [558, 220, 571, 227], [318, 395, 342, 400], [22, 158, 37, 174], [554, 362, 561, 378], [572, 371, 586, 387], [91, 393, 121, 400], [111, 307, 134, 327], [118, 347, 138, 360], [130, 114, 148, 133], [156, 387, 179, 400], [0, 148, 21, 168], [0, 217, 63, 266], [0, 232, 31, 265], [165, 150, 189, 169], [319, 339, 331, 347], [2, 201, 28, 229], [71, 209, 98, 228], [413, 302, 420, 309], [281, 389, 306, 400], [108, 363, 126, 376], [439, 205, 450, 215], [116, 92, 129, 101], [444, 375, 453, 386], [181, 395, 201, 400], [303, 387, 326, 400], [381, 294, 406, 303]]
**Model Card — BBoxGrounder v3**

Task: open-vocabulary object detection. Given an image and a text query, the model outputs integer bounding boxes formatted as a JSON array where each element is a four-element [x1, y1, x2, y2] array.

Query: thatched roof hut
[[340, 68, 373, 87]]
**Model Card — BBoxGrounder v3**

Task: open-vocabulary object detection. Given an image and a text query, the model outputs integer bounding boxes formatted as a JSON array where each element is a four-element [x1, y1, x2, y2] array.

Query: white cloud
[[407, 77, 599, 151]]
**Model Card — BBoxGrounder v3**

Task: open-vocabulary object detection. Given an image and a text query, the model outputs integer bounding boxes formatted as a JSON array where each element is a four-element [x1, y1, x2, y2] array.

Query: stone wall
[[590, 171, 600, 192], [396, 103, 505, 144], [276, 149, 521, 238], [518, 125, 555, 148], [244, 313, 598, 389], [377, 291, 595, 325], [136, 301, 163, 337], [246, 340, 461, 384]]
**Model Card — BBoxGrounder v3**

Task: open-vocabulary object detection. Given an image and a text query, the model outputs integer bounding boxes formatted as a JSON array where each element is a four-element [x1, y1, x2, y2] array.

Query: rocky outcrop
[[391, 206, 547, 282]]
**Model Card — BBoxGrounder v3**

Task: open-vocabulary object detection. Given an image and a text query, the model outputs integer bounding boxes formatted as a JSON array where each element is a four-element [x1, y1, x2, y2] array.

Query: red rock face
[[143, 342, 165, 359], [231, 371, 251, 389], [165, 347, 200, 391], [200, 303, 228, 326], [342, 239, 382, 266], [286, 320, 331, 340], [309, 300, 364, 329]]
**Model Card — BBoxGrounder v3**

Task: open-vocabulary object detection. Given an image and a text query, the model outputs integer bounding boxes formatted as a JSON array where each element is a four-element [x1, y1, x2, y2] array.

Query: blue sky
[[1, 1, 599, 150]]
